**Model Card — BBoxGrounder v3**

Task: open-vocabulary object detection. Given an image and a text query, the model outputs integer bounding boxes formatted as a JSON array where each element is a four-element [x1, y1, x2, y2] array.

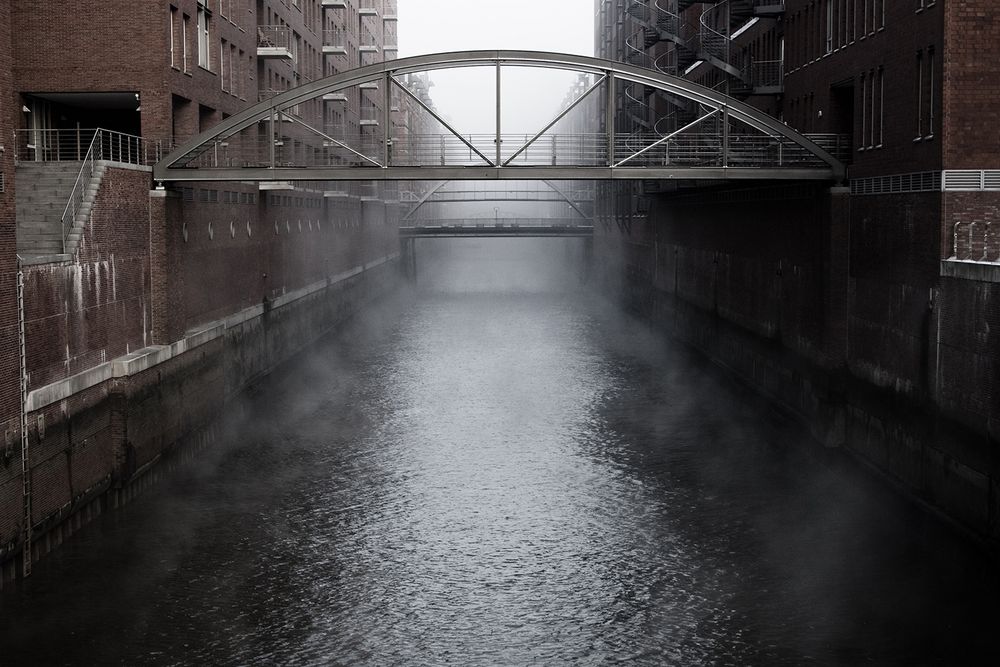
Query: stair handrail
[[59, 129, 103, 255], [699, 0, 731, 66]]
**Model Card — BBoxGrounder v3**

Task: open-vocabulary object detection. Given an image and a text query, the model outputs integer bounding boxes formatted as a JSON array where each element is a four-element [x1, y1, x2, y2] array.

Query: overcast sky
[[397, 0, 595, 134]]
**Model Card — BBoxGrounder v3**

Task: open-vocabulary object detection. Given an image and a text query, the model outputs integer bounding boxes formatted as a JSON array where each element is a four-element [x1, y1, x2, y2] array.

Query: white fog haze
[[398, 0, 594, 134]]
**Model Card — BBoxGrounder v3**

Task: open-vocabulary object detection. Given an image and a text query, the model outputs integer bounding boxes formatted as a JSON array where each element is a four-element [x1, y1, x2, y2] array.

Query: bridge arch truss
[[153, 50, 845, 184]]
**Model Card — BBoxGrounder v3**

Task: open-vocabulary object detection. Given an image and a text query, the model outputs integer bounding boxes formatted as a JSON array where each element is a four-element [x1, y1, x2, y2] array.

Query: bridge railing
[[406, 217, 588, 227], [169, 131, 845, 171]]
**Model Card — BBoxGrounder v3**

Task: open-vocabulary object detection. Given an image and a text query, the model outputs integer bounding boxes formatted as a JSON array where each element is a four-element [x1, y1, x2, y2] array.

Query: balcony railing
[[257, 25, 292, 58], [748, 59, 783, 90], [323, 28, 347, 53]]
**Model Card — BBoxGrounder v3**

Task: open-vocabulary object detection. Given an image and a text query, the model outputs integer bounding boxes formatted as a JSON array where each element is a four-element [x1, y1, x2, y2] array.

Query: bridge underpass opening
[[393, 178, 597, 281]]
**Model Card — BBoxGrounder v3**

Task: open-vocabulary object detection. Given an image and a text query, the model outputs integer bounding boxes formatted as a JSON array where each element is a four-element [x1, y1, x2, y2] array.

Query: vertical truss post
[[383, 71, 392, 167], [495, 60, 502, 166], [268, 109, 276, 169], [606, 72, 615, 166], [722, 104, 729, 168]]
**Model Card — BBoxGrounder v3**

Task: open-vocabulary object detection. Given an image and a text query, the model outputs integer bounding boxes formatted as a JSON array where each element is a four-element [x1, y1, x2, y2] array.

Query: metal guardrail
[[15, 128, 163, 165], [749, 59, 783, 88], [15, 128, 165, 253], [258, 25, 291, 50], [174, 131, 845, 170], [323, 28, 347, 48]]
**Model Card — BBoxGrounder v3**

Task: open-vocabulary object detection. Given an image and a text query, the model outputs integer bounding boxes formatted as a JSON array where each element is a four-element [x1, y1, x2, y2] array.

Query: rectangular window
[[220, 39, 227, 90], [915, 51, 923, 139], [926, 48, 935, 138], [238, 50, 246, 99], [170, 7, 177, 68], [182, 14, 190, 72], [230, 44, 237, 95], [198, 7, 211, 70], [875, 67, 884, 146], [826, 0, 833, 54], [859, 72, 867, 150]]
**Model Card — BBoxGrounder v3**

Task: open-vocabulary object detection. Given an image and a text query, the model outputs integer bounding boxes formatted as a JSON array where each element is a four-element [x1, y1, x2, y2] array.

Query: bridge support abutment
[[149, 188, 186, 344]]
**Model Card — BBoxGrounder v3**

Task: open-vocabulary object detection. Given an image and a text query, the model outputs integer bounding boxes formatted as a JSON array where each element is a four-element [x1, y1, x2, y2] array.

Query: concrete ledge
[[19, 253, 72, 266], [96, 160, 153, 173], [26, 254, 399, 412], [941, 259, 1000, 283]]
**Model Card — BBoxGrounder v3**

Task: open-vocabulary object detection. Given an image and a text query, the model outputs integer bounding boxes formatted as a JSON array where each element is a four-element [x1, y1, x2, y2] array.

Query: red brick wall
[[942, 192, 1000, 262], [22, 168, 153, 390], [943, 0, 1000, 169], [784, 0, 943, 178], [0, 0, 21, 562], [171, 185, 396, 333]]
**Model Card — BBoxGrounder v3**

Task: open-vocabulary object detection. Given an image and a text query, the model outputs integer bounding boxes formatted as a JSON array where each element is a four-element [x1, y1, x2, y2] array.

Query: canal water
[[2, 239, 998, 665]]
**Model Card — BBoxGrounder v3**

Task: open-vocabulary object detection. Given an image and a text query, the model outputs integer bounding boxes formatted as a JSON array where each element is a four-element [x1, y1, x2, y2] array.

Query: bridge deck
[[399, 224, 594, 238]]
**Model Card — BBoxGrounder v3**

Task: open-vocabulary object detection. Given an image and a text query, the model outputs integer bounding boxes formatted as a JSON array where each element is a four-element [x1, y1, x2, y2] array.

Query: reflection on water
[[2, 239, 998, 665]]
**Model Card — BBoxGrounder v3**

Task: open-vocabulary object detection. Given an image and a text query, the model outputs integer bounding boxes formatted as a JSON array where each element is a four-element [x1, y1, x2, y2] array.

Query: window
[[198, 6, 211, 70], [238, 50, 246, 99], [230, 44, 237, 95], [913, 48, 934, 141], [926, 48, 935, 138], [859, 72, 867, 151], [875, 67, 884, 146], [826, 0, 833, 54], [170, 7, 178, 68], [220, 39, 228, 90], [182, 14, 190, 72]]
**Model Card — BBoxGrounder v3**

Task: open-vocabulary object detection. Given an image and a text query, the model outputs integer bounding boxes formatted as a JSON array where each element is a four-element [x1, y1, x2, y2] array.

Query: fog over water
[[2, 239, 999, 665]]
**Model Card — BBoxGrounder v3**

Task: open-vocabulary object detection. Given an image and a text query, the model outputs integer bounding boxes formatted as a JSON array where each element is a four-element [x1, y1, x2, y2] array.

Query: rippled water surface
[[3, 240, 999, 665]]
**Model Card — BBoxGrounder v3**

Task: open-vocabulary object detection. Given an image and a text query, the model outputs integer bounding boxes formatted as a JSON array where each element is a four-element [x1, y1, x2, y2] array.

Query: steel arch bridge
[[153, 50, 845, 184]]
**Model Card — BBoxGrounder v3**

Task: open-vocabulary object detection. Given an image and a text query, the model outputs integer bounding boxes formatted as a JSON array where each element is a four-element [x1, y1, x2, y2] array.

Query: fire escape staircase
[[697, 0, 785, 96]]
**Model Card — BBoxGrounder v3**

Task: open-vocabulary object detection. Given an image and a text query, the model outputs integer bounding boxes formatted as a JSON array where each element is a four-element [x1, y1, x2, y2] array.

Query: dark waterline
[[2, 239, 998, 665]]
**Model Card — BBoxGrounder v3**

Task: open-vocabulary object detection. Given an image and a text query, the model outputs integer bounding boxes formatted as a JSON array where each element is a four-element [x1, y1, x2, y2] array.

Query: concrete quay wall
[[600, 184, 999, 548]]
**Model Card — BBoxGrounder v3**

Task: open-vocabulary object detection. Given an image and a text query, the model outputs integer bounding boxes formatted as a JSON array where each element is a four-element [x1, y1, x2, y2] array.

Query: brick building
[[0, 0, 405, 581], [594, 0, 1000, 543]]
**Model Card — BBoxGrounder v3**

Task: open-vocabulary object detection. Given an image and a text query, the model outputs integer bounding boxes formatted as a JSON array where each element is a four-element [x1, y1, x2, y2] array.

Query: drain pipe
[[15, 255, 32, 578], [982, 222, 992, 262]]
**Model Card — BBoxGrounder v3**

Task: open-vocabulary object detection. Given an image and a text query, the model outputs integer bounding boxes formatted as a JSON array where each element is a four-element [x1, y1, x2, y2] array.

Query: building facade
[[594, 0, 1000, 543]]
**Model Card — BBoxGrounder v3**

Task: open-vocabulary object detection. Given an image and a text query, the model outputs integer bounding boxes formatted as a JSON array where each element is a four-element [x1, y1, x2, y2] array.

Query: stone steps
[[15, 161, 106, 258]]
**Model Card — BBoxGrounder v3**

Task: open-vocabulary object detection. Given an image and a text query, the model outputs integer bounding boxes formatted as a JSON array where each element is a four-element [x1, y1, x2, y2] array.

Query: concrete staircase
[[15, 161, 106, 262]]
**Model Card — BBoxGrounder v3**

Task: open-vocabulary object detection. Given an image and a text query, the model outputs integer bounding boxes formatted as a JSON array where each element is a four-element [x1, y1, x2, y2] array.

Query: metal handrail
[[59, 132, 102, 254]]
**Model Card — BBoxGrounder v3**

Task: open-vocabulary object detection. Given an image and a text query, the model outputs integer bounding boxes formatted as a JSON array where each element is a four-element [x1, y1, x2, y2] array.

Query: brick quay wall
[[599, 184, 999, 548], [0, 167, 400, 585]]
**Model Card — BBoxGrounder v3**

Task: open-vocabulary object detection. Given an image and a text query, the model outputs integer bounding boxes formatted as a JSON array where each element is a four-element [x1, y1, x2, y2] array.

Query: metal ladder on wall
[[16, 258, 32, 578]]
